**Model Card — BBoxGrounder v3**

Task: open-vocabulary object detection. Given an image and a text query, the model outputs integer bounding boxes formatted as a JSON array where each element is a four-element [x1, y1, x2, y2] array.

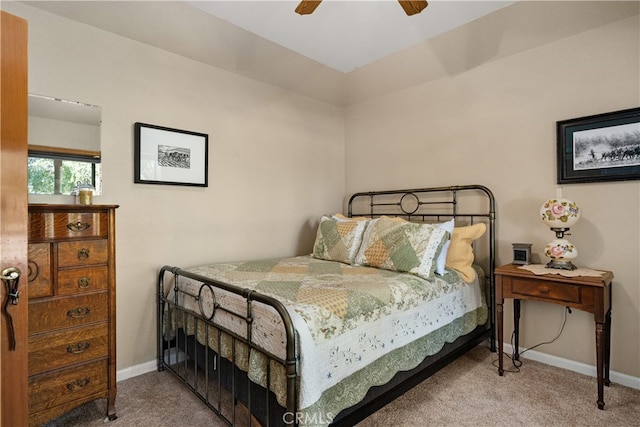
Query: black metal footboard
[[157, 266, 299, 426]]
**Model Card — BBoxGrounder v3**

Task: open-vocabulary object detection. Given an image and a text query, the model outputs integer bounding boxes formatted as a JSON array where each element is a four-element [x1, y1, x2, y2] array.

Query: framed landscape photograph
[[557, 107, 640, 184], [134, 122, 208, 187]]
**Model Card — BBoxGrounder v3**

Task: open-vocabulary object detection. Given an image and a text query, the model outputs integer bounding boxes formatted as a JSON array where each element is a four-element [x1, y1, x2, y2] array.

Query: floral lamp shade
[[540, 198, 580, 229], [540, 198, 580, 270]]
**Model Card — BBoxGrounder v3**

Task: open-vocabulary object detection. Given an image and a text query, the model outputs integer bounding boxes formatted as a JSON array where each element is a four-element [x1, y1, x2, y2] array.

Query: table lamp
[[540, 198, 580, 270]]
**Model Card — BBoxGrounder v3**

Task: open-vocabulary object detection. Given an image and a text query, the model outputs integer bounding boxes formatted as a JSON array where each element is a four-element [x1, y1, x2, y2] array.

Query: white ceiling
[[18, 0, 520, 105], [186, 1, 516, 72], [21, 1, 636, 105]]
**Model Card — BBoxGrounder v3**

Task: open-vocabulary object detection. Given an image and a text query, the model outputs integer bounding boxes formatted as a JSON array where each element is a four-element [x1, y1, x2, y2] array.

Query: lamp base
[[546, 259, 577, 270]]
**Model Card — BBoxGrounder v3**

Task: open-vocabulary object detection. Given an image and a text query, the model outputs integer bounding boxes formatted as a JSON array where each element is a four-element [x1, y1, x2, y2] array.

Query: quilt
[[163, 255, 487, 425]]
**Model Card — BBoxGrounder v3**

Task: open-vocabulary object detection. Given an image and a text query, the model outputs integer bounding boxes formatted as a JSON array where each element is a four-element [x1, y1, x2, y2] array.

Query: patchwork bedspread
[[164, 255, 487, 424]]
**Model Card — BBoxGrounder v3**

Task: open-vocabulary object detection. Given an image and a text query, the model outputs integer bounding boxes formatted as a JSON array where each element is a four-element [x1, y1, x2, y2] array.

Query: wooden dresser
[[27, 204, 118, 425]]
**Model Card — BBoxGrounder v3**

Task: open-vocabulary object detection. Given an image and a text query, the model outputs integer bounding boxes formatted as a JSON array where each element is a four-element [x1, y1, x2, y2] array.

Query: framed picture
[[134, 122, 208, 187], [557, 107, 640, 184]]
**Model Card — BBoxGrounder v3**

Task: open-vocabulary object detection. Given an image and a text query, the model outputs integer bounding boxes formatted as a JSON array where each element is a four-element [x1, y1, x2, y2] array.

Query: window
[[28, 145, 101, 195]]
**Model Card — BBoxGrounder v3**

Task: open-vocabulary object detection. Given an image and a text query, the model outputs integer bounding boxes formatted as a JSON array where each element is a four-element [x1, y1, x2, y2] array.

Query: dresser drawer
[[28, 243, 53, 299], [58, 266, 108, 295], [29, 293, 109, 334], [29, 359, 108, 414], [58, 239, 108, 268], [29, 211, 108, 240], [29, 323, 108, 375], [511, 278, 581, 304]]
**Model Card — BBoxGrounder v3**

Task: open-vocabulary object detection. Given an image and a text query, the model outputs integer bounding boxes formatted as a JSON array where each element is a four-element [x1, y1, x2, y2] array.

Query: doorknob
[[2, 267, 21, 351]]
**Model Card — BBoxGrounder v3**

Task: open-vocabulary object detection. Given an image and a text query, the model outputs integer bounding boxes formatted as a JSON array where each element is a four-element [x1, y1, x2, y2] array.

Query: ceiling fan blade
[[398, 0, 429, 16], [295, 0, 322, 15]]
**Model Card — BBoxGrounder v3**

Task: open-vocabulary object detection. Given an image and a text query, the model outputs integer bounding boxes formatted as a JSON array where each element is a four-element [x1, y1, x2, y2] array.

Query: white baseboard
[[117, 345, 640, 391], [502, 343, 640, 390], [116, 349, 187, 382], [116, 359, 157, 382]]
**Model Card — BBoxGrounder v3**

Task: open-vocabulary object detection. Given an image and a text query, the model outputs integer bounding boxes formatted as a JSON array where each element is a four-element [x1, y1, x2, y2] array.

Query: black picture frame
[[557, 107, 640, 184], [134, 122, 208, 187]]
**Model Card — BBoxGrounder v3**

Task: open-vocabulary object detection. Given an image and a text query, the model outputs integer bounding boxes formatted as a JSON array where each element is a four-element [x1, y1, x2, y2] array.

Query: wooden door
[[0, 10, 29, 427]]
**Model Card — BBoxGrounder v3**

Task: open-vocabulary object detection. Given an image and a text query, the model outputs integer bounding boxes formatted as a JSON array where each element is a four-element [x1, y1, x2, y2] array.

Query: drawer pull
[[77, 248, 90, 260], [66, 377, 90, 392], [539, 286, 550, 294], [67, 307, 91, 319], [78, 277, 91, 289], [28, 259, 39, 282], [67, 221, 91, 232], [67, 341, 91, 354]]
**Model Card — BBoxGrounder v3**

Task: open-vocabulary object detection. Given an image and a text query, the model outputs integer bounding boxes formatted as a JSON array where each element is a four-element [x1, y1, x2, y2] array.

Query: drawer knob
[[67, 307, 91, 319], [77, 248, 90, 260], [78, 277, 91, 289], [539, 286, 550, 294], [66, 377, 90, 392], [67, 221, 91, 232], [67, 341, 91, 354]]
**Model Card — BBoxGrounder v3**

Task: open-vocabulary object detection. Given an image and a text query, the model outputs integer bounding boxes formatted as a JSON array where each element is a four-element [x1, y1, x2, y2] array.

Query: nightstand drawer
[[58, 239, 108, 268], [511, 277, 581, 304], [58, 266, 108, 295], [29, 293, 109, 334], [29, 323, 109, 375], [29, 211, 108, 240], [28, 359, 108, 414]]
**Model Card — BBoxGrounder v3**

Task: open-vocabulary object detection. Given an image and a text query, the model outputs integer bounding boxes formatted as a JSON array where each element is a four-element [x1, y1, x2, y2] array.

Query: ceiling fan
[[295, 1, 429, 16]]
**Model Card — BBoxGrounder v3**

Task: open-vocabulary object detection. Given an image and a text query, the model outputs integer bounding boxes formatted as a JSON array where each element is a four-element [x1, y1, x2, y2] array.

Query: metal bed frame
[[157, 185, 496, 426]]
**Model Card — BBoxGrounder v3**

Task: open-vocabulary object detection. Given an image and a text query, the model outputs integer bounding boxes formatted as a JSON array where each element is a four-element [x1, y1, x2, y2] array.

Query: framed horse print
[[134, 122, 208, 187], [557, 107, 640, 184]]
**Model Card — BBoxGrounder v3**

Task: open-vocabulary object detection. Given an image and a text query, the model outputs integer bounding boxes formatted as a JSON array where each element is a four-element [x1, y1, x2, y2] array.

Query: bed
[[157, 185, 496, 426]]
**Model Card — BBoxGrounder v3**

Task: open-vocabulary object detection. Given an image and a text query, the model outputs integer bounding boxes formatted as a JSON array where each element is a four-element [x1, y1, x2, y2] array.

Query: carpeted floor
[[44, 345, 640, 426]]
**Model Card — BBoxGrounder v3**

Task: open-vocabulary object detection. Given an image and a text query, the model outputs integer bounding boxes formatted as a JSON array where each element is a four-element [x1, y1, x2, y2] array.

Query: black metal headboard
[[347, 185, 496, 349]]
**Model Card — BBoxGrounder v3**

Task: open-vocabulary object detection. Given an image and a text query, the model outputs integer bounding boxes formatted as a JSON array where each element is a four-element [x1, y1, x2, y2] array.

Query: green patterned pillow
[[312, 216, 369, 265], [354, 218, 449, 280]]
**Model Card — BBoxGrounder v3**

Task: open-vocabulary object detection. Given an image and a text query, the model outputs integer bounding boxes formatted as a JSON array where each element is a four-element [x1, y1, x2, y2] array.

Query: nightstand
[[495, 263, 613, 410]]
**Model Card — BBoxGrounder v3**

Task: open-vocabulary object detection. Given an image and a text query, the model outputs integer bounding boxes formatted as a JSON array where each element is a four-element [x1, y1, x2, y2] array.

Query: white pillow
[[434, 219, 455, 275]]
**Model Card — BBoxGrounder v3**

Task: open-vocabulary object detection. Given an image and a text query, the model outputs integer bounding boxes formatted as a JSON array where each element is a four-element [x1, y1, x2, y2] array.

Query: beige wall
[[5, 0, 639, 383], [6, 2, 345, 372], [345, 13, 640, 378]]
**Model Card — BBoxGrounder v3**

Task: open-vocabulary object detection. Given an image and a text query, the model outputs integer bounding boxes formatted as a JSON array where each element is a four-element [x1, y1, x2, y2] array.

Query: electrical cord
[[493, 306, 571, 372]]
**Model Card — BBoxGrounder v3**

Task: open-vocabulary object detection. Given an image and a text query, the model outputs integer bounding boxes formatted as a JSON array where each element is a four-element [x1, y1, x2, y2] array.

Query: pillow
[[354, 218, 449, 280], [445, 223, 486, 283], [433, 219, 455, 276], [332, 213, 368, 221], [379, 215, 408, 222], [369, 217, 453, 276], [312, 216, 369, 264], [349, 216, 453, 276]]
